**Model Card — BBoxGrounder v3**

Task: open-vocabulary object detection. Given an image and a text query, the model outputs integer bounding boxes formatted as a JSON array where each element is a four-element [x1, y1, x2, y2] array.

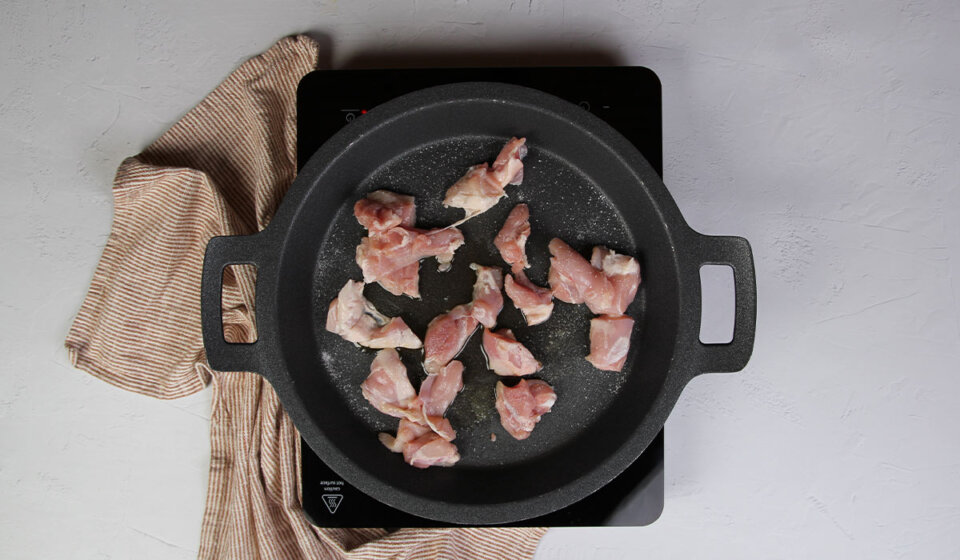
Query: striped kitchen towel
[[65, 34, 547, 560]]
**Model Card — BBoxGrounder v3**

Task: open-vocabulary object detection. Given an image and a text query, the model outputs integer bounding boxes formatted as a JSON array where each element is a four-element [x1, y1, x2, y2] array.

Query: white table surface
[[3, 1, 959, 558]]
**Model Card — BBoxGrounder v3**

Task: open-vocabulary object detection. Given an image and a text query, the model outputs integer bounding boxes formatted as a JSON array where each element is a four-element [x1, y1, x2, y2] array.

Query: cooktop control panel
[[297, 67, 662, 177]]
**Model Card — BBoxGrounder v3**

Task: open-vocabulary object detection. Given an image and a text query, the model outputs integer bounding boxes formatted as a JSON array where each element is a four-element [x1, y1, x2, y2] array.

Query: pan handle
[[200, 233, 267, 373], [690, 233, 757, 374]]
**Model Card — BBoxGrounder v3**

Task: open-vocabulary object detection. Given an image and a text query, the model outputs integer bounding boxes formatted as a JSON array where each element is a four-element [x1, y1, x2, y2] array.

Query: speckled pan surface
[[201, 82, 757, 524]]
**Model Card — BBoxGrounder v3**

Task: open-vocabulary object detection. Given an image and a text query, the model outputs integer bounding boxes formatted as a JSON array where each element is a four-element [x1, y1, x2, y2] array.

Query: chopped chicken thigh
[[423, 304, 478, 375], [504, 271, 554, 326], [548, 238, 640, 315], [378, 417, 431, 452], [418, 360, 464, 441], [489, 137, 527, 186], [482, 328, 542, 376], [422, 415, 457, 443], [527, 380, 558, 411], [494, 204, 554, 325], [419, 360, 465, 417], [360, 349, 422, 420], [590, 246, 641, 316], [495, 379, 557, 440], [353, 189, 463, 298], [422, 263, 504, 374], [356, 226, 465, 297], [468, 263, 504, 329], [494, 203, 531, 272], [378, 360, 464, 466], [586, 315, 635, 372], [325, 280, 421, 349], [353, 190, 416, 233], [402, 432, 461, 468], [547, 238, 607, 307], [375, 262, 421, 299], [443, 138, 527, 222]]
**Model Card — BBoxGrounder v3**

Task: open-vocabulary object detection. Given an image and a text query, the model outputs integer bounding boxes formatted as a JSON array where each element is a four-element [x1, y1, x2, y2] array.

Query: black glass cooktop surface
[[296, 67, 664, 527]]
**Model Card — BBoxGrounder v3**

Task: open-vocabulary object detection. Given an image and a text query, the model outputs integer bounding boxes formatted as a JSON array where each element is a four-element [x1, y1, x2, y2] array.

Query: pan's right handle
[[201, 233, 266, 373], [690, 234, 757, 374]]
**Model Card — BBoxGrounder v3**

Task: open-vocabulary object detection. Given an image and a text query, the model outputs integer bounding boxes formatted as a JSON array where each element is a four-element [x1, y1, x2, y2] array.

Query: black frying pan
[[201, 82, 756, 525]]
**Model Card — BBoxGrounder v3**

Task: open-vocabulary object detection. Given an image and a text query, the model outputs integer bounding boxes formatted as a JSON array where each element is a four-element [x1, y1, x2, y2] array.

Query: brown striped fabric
[[65, 35, 547, 560]]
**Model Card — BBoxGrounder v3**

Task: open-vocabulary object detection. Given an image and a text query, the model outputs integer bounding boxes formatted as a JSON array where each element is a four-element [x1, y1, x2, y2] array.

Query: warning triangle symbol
[[322, 494, 343, 514]]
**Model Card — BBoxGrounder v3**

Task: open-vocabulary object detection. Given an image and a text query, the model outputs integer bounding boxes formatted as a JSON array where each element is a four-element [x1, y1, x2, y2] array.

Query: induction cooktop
[[296, 67, 664, 527]]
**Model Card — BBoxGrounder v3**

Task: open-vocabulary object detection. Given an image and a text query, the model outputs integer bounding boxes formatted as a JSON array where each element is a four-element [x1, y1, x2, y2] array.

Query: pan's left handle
[[690, 234, 757, 374], [201, 233, 266, 373]]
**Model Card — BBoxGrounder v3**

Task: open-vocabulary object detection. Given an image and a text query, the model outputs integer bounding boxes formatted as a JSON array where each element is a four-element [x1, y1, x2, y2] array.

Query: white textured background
[[2, 1, 959, 558]]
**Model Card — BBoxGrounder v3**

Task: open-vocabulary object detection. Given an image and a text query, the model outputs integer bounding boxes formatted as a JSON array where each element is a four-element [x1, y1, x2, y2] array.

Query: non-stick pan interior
[[274, 92, 680, 516]]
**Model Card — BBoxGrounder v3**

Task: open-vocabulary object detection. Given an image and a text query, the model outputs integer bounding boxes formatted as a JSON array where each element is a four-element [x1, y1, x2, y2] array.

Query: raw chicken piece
[[378, 417, 432, 453], [325, 280, 422, 349], [376, 262, 421, 299], [422, 304, 479, 375], [354, 190, 416, 233], [353, 190, 421, 297], [548, 238, 639, 315], [356, 226, 465, 297], [444, 164, 493, 218], [443, 138, 527, 222], [419, 360, 464, 417], [490, 137, 528, 188], [380, 418, 461, 469], [494, 203, 531, 272], [421, 264, 503, 374], [402, 432, 461, 468], [495, 379, 557, 440], [493, 203, 554, 325], [482, 329, 542, 376], [590, 247, 641, 316], [469, 263, 504, 329], [527, 379, 558, 411], [377, 360, 461, 463], [422, 415, 456, 442], [418, 360, 464, 441], [547, 238, 607, 306], [504, 271, 554, 326], [586, 315, 635, 372], [361, 349, 422, 420]]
